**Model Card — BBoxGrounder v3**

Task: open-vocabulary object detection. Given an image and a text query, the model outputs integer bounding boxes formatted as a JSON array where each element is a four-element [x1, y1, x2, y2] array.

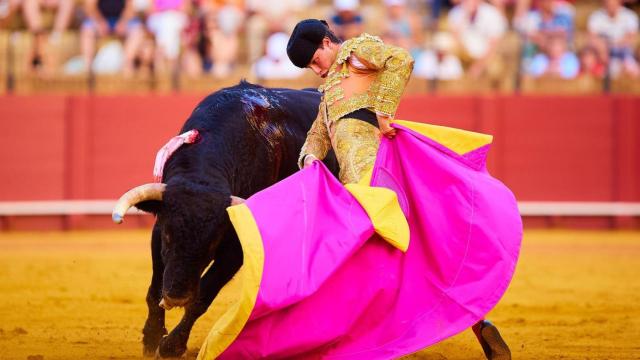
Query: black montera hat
[[287, 19, 330, 68]]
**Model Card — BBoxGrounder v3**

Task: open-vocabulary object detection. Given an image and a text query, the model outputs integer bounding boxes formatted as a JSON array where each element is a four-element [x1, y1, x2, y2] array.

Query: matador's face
[[307, 38, 338, 78]]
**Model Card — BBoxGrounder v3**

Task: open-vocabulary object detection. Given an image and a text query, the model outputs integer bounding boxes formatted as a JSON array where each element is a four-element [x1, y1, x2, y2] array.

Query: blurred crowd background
[[0, 0, 638, 94]]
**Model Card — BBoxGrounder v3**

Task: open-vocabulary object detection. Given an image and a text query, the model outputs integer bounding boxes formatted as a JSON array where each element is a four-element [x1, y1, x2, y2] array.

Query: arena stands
[[0, 0, 637, 95]]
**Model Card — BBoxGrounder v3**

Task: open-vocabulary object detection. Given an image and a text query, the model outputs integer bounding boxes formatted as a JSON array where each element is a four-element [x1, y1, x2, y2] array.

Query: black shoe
[[473, 320, 511, 360]]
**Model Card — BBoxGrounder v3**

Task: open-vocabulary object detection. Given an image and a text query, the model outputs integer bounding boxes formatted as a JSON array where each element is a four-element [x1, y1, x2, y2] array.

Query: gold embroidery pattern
[[327, 92, 371, 123], [318, 34, 383, 93], [335, 33, 384, 67], [319, 33, 413, 121], [324, 86, 344, 107], [333, 119, 380, 184], [351, 40, 414, 117]]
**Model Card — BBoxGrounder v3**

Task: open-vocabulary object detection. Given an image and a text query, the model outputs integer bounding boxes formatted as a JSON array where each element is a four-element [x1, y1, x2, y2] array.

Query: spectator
[[80, 0, 146, 76], [381, 0, 423, 58], [180, 0, 243, 78], [205, 1, 244, 78], [414, 31, 464, 80], [515, 0, 574, 73], [447, 0, 507, 78], [253, 32, 304, 79], [487, 0, 521, 16], [180, 2, 207, 77], [0, 0, 11, 21], [245, 0, 304, 64], [526, 33, 579, 78], [427, 0, 454, 30], [21, 0, 74, 74], [431, 0, 520, 23], [146, 0, 189, 75], [578, 45, 606, 78], [329, 0, 364, 41], [588, 0, 639, 78], [514, 0, 574, 47]]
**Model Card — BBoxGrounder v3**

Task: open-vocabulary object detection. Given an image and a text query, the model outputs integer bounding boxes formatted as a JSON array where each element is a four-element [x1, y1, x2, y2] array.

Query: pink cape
[[198, 121, 522, 359]]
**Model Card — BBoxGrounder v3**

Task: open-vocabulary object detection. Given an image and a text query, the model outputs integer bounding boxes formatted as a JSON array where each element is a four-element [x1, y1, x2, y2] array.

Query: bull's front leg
[[158, 232, 243, 358], [143, 224, 168, 356]]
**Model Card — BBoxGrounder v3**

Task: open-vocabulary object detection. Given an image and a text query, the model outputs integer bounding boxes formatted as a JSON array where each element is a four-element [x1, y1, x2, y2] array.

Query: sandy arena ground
[[0, 229, 639, 360]]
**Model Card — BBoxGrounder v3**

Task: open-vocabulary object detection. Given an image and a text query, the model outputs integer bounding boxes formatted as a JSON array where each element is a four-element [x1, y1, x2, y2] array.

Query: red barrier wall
[[1, 94, 638, 230], [395, 95, 640, 203], [0, 96, 67, 200]]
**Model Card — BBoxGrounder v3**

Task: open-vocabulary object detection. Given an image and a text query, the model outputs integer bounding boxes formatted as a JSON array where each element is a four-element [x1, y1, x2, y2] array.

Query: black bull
[[113, 82, 338, 357]]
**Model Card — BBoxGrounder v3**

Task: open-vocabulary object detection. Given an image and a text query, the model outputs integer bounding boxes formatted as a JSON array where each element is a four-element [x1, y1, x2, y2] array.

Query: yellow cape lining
[[345, 183, 410, 252], [394, 119, 493, 155], [197, 203, 264, 360]]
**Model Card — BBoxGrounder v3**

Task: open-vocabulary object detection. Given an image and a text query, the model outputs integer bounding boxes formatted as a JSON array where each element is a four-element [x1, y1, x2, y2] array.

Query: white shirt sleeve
[[348, 55, 368, 70]]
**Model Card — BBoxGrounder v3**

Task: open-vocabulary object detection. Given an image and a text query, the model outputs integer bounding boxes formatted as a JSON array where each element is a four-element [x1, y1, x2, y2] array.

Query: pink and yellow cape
[[198, 120, 522, 359]]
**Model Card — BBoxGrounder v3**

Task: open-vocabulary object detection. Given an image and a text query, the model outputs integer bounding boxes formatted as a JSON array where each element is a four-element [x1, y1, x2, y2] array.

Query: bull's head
[[113, 183, 244, 309]]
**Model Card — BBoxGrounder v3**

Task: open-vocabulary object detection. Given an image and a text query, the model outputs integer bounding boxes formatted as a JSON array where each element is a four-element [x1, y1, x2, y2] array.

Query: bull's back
[[170, 83, 335, 196], [273, 88, 321, 134]]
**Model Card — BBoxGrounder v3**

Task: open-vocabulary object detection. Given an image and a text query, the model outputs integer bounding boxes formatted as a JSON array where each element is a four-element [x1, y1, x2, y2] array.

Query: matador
[[287, 19, 413, 184], [286, 19, 512, 360]]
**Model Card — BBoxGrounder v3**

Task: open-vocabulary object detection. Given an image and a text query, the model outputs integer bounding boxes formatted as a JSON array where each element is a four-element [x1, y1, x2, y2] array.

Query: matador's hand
[[377, 114, 396, 139], [303, 154, 319, 169]]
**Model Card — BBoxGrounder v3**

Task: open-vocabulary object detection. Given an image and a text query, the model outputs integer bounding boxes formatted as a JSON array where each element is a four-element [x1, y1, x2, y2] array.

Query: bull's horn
[[230, 196, 245, 206], [112, 183, 166, 224]]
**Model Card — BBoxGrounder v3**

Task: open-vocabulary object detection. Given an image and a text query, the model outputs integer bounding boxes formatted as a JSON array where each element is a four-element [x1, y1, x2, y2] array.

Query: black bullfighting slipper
[[472, 320, 512, 360]]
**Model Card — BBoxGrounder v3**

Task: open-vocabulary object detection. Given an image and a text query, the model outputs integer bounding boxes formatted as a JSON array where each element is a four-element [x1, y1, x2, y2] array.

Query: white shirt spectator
[[147, 10, 187, 60], [413, 50, 464, 80], [588, 7, 638, 43], [253, 32, 305, 79], [447, 2, 507, 59], [413, 32, 463, 80]]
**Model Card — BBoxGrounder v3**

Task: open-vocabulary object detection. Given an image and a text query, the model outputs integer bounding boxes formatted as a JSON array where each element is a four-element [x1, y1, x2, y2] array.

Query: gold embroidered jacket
[[298, 33, 414, 168]]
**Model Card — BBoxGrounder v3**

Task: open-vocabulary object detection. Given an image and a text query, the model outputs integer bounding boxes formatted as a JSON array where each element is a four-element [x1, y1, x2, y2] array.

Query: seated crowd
[[0, 0, 638, 91]]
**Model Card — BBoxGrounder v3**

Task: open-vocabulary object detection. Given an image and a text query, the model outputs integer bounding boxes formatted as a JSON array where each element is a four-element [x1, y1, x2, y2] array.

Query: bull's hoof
[[156, 334, 188, 359], [143, 327, 168, 357], [144, 346, 158, 358], [476, 320, 511, 360], [155, 347, 185, 360]]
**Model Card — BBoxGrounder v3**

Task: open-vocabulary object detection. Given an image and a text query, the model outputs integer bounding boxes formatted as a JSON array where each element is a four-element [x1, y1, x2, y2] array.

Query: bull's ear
[[134, 200, 163, 215]]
